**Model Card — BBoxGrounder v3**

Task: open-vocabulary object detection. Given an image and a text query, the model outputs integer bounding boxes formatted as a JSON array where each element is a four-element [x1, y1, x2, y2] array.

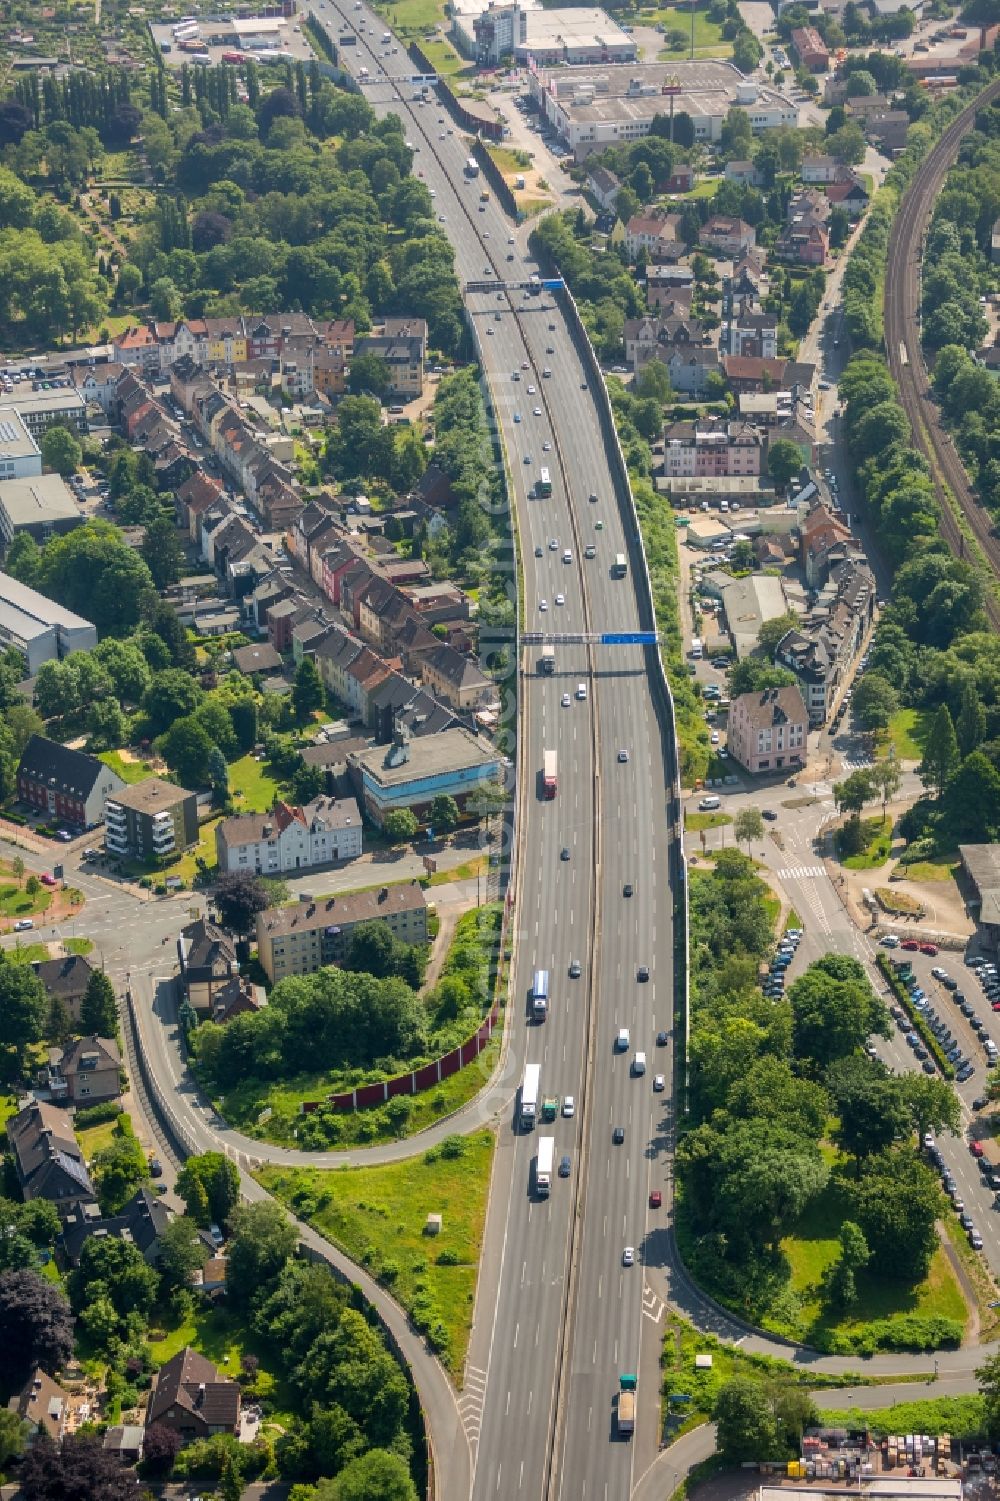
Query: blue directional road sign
[[600, 632, 659, 645]]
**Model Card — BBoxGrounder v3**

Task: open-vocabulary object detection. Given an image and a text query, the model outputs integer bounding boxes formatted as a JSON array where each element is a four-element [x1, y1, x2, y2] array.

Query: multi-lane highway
[[294, 15, 681, 1497]]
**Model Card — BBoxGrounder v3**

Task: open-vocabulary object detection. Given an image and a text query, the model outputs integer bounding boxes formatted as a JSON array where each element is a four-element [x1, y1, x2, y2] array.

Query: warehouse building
[[464, 1, 635, 65], [256, 881, 429, 982], [0, 572, 96, 672], [528, 62, 797, 156]]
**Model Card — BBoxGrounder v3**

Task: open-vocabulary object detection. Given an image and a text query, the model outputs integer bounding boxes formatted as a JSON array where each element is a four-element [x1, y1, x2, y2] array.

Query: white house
[[215, 795, 363, 875]]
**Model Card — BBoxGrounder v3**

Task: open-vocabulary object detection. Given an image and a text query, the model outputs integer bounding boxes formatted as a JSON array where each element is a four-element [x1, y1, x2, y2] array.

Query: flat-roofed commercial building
[[0, 474, 82, 544], [256, 881, 428, 982], [0, 572, 96, 672], [528, 61, 797, 156], [0, 408, 42, 482], [348, 727, 505, 829], [466, 2, 636, 65], [3, 383, 87, 437]]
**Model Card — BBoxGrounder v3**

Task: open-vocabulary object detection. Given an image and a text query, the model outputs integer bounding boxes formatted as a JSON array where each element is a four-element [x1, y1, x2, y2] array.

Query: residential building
[[103, 1427, 145, 1465], [826, 175, 869, 213], [774, 626, 837, 724], [624, 209, 682, 261], [31, 954, 95, 1024], [0, 407, 42, 481], [215, 794, 363, 875], [727, 684, 810, 774], [47, 1035, 121, 1107], [700, 216, 755, 256], [799, 499, 854, 586], [776, 216, 829, 265], [210, 974, 267, 1025], [9, 1369, 71, 1446], [722, 354, 790, 393], [624, 314, 706, 369], [177, 918, 239, 1017], [7, 1098, 95, 1217], [348, 725, 505, 828], [662, 417, 762, 480], [17, 736, 123, 828], [791, 24, 828, 69], [0, 573, 97, 673], [62, 1187, 181, 1269], [725, 160, 763, 186], [0, 475, 82, 546], [104, 778, 198, 862], [587, 163, 621, 209], [146, 1348, 241, 1442], [419, 642, 494, 711], [667, 350, 723, 396], [353, 333, 424, 398], [232, 641, 284, 677], [256, 881, 429, 982], [724, 312, 778, 361], [801, 153, 840, 183]]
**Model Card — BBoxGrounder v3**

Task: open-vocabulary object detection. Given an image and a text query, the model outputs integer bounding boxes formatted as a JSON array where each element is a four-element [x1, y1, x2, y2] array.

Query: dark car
[[149, 1158, 163, 1178], [559, 1155, 571, 1178], [613, 1126, 625, 1144], [656, 1031, 669, 1046], [637, 965, 649, 982], [762, 809, 778, 821], [560, 847, 570, 861], [623, 883, 633, 897]]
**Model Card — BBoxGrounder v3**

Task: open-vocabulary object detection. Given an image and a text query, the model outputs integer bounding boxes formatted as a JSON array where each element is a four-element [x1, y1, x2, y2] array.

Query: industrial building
[[0, 409, 42, 482], [0, 572, 97, 672], [463, 1, 635, 65], [528, 61, 797, 157], [0, 474, 82, 545]]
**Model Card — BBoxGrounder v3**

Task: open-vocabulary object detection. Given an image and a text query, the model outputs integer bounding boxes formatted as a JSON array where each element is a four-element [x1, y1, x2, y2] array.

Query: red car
[[649, 1190, 662, 1209], [901, 939, 920, 951], [992, 1001, 1000, 1012], [971, 1141, 985, 1158], [919, 943, 939, 956], [40, 873, 56, 888]]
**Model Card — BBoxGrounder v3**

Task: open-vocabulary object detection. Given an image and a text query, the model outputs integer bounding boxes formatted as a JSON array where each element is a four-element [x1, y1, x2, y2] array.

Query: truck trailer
[[535, 1135, 554, 1196]]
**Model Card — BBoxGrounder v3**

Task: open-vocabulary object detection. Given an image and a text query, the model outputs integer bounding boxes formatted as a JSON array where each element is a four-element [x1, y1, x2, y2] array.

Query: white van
[[720, 500, 729, 513], [576, 682, 587, 700], [698, 795, 721, 811], [690, 638, 703, 659], [632, 1051, 646, 1076], [616, 1027, 630, 1051]]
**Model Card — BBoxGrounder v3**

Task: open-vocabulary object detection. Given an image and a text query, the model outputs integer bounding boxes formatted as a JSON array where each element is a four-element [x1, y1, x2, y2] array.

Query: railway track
[[884, 76, 1000, 626]]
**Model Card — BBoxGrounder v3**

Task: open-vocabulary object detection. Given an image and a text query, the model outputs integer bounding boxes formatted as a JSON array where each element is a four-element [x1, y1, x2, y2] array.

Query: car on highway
[[561, 693, 571, 707], [527, 385, 536, 394], [560, 846, 570, 861], [622, 1247, 635, 1267], [562, 1096, 575, 1117], [548, 537, 558, 549], [543, 441, 551, 451], [623, 882, 633, 897], [555, 593, 565, 606], [971, 1229, 984, 1249], [650, 1190, 662, 1208], [613, 1126, 625, 1144], [563, 549, 572, 563], [653, 1074, 665, 1091], [618, 748, 629, 762], [584, 545, 596, 558], [576, 682, 587, 700], [535, 545, 543, 557], [569, 959, 581, 978], [539, 599, 548, 611], [559, 1155, 571, 1178], [533, 406, 542, 416], [637, 965, 649, 982], [514, 412, 521, 423]]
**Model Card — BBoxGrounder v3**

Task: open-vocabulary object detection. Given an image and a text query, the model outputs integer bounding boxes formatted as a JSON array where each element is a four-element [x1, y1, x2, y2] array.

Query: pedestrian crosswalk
[[775, 864, 825, 880], [842, 755, 873, 771]]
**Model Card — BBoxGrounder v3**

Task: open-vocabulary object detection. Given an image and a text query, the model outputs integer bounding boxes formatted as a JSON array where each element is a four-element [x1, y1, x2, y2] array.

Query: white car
[[527, 385, 536, 394], [563, 549, 572, 563], [562, 1096, 575, 1117], [622, 1246, 635, 1267], [576, 682, 587, 700], [543, 441, 551, 451], [653, 1074, 665, 1091], [533, 406, 542, 416], [561, 692, 571, 707], [710, 731, 720, 745], [555, 593, 565, 606], [539, 599, 548, 612]]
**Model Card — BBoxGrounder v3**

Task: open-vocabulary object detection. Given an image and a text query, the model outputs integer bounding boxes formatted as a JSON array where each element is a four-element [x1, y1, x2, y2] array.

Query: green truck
[[541, 1096, 558, 1123]]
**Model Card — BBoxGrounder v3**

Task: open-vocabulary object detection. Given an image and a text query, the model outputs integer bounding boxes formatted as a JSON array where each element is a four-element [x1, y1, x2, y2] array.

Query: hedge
[[878, 952, 955, 1080]]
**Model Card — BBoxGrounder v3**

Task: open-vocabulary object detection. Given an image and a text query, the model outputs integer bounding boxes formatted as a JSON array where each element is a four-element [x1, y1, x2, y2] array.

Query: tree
[[92, 1124, 147, 1215], [208, 747, 229, 807], [978, 1352, 1000, 1438], [827, 121, 866, 164], [175, 1152, 240, 1228], [144, 668, 203, 735], [899, 1072, 960, 1140], [0, 1406, 25, 1468], [714, 1376, 780, 1462], [71, 1235, 158, 1321], [11, 855, 24, 888], [0, 1269, 74, 1396], [141, 1423, 182, 1476], [348, 352, 391, 397], [852, 673, 898, 734], [733, 807, 764, 855], [945, 751, 1000, 841], [227, 1201, 297, 1307], [158, 715, 214, 787], [215, 872, 271, 937], [292, 656, 324, 721], [383, 808, 418, 843], [46, 994, 72, 1046], [20, 1433, 139, 1501], [957, 680, 987, 758], [141, 515, 185, 591], [155, 1214, 207, 1292], [429, 793, 460, 833], [0, 960, 47, 1070], [826, 1055, 910, 1170], [868, 758, 902, 821], [848, 1147, 941, 1281], [833, 766, 875, 855], [318, 1449, 419, 1501], [766, 439, 802, 490], [344, 921, 398, 980], [80, 970, 117, 1037], [788, 959, 885, 1069], [39, 424, 81, 476], [824, 1220, 869, 1310], [919, 703, 960, 797]]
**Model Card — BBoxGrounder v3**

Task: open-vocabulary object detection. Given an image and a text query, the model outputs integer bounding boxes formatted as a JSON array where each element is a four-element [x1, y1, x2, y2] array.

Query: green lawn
[[259, 1129, 495, 1381], [901, 853, 961, 884], [77, 1119, 120, 1160], [685, 811, 732, 831], [0, 868, 52, 919], [785, 908, 802, 932], [816, 1395, 985, 1439], [646, 3, 727, 49], [489, 146, 532, 174], [65, 937, 94, 955], [674, 178, 721, 200], [841, 815, 893, 870], [228, 754, 288, 813], [98, 750, 157, 785], [375, 0, 448, 36], [7, 942, 50, 964], [419, 36, 477, 80], [881, 707, 932, 763]]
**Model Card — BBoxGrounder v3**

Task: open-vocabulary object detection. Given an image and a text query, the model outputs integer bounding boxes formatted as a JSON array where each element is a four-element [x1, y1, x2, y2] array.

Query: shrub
[[74, 1100, 123, 1129]]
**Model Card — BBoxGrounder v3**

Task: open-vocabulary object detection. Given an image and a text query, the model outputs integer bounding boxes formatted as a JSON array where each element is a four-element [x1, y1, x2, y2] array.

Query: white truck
[[520, 1063, 541, 1130], [535, 1136, 554, 1196]]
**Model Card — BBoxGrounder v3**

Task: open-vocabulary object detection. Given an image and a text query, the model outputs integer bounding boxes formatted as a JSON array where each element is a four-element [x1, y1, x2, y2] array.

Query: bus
[[465, 157, 480, 178], [543, 749, 557, 799], [532, 969, 549, 1018], [536, 467, 552, 497]]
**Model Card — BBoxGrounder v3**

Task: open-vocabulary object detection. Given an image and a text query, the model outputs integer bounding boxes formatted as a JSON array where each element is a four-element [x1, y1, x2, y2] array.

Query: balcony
[[105, 827, 127, 853], [104, 802, 126, 827]]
